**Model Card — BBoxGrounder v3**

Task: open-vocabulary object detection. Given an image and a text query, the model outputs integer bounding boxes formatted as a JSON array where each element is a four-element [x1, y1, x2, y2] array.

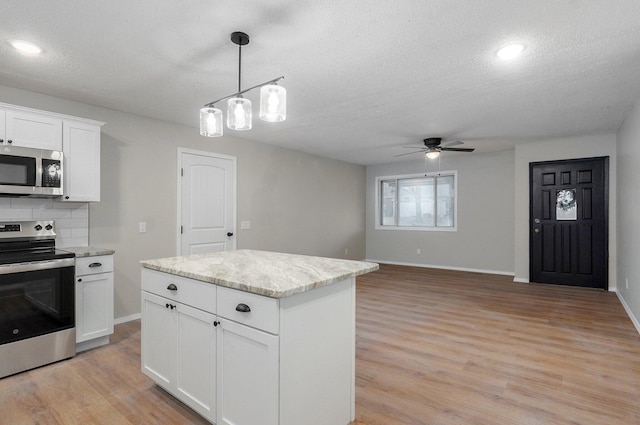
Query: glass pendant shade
[[227, 97, 252, 130], [426, 151, 440, 159], [259, 84, 286, 122], [199, 107, 223, 137]]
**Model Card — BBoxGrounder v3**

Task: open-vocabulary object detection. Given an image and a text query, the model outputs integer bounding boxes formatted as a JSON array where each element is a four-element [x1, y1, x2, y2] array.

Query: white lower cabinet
[[141, 291, 217, 422], [75, 255, 114, 352], [141, 267, 355, 425], [217, 319, 278, 425]]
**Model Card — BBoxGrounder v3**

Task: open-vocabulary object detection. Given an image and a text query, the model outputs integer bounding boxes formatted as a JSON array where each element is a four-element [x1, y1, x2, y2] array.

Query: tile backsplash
[[0, 197, 89, 248]]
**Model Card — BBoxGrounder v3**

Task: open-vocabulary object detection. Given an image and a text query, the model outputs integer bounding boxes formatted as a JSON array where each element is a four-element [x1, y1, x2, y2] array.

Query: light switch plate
[[139, 222, 147, 233], [240, 221, 251, 230]]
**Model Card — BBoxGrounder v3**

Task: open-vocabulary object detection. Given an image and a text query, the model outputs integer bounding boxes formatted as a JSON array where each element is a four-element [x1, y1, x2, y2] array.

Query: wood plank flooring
[[354, 265, 640, 425], [1, 264, 639, 424]]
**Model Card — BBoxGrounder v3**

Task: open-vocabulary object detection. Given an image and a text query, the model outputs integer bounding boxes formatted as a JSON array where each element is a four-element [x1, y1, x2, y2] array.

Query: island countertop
[[140, 249, 378, 298]]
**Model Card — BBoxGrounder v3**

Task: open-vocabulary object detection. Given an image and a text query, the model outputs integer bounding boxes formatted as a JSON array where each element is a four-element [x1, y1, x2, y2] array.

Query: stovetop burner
[[0, 220, 75, 265]]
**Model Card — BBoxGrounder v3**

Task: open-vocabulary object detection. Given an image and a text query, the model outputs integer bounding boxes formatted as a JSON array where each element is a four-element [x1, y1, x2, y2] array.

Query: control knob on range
[[34, 224, 43, 231], [45, 224, 53, 230]]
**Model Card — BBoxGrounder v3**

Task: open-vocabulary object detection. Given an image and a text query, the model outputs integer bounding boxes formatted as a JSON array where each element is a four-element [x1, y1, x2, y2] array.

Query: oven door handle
[[0, 258, 75, 275]]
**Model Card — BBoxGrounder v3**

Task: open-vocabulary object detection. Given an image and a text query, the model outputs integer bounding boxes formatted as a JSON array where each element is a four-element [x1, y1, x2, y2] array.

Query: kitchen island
[[140, 250, 378, 425]]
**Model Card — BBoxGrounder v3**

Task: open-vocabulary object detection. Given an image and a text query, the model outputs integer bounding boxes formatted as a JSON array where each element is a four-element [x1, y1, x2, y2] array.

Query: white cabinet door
[[75, 272, 114, 343], [62, 120, 101, 202], [175, 303, 217, 422], [4, 109, 63, 150], [217, 319, 279, 425], [141, 291, 176, 387]]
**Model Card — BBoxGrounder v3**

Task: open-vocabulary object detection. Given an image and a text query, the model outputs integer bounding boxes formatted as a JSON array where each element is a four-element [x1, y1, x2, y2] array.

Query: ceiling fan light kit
[[396, 137, 475, 159], [199, 31, 286, 137]]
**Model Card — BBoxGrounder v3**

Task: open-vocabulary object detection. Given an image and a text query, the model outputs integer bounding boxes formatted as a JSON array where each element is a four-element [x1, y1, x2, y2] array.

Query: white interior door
[[179, 149, 236, 255]]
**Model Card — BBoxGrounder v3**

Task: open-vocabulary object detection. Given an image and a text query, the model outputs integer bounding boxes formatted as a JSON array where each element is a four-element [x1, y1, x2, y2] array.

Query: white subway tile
[[55, 217, 89, 229], [0, 203, 89, 247], [33, 209, 73, 219], [70, 205, 89, 218], [10, 198, 53, 209], [57, 238, 89, 248], [71, 227, 89, 238], [0, 209, 33, 220]]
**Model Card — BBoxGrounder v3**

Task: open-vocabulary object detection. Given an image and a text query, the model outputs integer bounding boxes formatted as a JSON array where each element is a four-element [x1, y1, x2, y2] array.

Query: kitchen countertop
[[140, 249, 378, 298], [61, 246, 115, 257]]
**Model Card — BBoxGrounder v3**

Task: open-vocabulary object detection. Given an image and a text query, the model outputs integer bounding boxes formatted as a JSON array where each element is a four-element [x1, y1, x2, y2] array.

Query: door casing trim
[[176, 148, 237, 256]]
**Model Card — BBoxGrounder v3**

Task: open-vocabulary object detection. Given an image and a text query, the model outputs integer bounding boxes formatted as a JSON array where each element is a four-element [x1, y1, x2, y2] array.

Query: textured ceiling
[[1, 0, 640, 165]]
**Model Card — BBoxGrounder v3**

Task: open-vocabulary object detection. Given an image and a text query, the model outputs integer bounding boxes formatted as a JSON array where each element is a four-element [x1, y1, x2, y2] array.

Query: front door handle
[[534, 228, 540, 233], [227, 232, 234, 237]]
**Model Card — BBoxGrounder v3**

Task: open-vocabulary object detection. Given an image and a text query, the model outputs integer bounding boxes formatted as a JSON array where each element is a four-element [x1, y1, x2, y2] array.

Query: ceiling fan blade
[[394, 150, 425, 157], [440, 147, 475, 152], [402, 145, 426, 149], [442, 140, 463, 148]]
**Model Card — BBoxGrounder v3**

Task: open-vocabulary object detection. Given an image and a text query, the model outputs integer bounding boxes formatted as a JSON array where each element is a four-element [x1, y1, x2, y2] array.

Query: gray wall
[[617, 96, 640, 330], [366, 150, 515, 274], [0, 84, 366, 321]]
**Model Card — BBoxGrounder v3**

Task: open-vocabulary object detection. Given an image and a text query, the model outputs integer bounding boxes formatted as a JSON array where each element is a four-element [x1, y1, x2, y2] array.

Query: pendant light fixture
[[200, 31, 286, 137]]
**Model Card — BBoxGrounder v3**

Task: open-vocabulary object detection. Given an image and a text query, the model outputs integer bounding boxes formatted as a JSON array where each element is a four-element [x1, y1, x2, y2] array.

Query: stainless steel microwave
[[0, 146, 63, 196]]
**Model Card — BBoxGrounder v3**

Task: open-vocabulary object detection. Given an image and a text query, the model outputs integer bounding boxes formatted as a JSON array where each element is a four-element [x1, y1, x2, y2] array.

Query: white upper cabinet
[[2, 107, 63, 151], [62, 120, 102, 202], [0, 102, 104, 202]]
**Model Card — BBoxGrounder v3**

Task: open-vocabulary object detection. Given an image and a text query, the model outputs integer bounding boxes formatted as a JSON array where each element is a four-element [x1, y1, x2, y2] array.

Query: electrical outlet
[[416, 248, 421, 255], [345, 248, 349, 255], [626, 278, 629, 289]]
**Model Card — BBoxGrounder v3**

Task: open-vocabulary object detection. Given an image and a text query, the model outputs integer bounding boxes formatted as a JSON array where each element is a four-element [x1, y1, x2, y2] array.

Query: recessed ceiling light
[[496, 43, 525, 60], [7, 39, 43, 56]]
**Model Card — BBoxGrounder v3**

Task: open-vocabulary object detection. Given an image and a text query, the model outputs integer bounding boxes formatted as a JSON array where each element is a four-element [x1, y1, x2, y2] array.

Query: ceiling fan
[[396, 137, 475, 159]]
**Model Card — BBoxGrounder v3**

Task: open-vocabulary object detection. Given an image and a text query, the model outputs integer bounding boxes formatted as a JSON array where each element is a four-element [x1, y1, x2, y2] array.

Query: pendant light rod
[[238, 42, 242, 93], [203, 76, 285, 108]]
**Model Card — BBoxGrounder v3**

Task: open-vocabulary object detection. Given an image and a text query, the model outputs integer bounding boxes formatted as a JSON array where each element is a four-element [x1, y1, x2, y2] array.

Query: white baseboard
[[365, 259, 514, 277], [613, 290, 640, 336], [114, 313, 142, 325], [513, 277, 530, 283]]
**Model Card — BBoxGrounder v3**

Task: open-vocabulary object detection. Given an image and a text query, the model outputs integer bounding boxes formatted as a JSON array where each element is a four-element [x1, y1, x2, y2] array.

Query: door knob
[[534, 218, 540, 224], [227, 232, 234, 237], [534, 228, 540, 233]]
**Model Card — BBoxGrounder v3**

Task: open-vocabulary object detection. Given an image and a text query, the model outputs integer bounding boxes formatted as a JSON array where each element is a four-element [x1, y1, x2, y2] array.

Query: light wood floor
[[2, 264, 640, 424]]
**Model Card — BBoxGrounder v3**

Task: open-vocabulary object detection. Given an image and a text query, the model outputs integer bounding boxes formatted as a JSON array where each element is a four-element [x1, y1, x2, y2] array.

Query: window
[[376, 171, 457, 231]]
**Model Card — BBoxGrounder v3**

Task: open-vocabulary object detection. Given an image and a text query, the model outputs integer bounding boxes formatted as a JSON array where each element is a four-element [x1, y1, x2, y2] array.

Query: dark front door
[[530, 157, 608, 289]]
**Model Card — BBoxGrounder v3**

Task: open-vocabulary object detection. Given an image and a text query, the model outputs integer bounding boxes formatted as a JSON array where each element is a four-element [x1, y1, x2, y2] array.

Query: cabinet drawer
[[76, 255, 114, 276], [141, 268, 216, 313], [217, 286, 279, 334]]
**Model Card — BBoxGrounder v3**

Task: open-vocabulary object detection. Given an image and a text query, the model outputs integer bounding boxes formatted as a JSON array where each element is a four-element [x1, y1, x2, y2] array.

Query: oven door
[[0, 258, 75, 345]]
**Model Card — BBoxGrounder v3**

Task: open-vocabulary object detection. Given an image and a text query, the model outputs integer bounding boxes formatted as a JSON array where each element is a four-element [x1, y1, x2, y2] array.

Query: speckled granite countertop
[[140, 249, 379, 298], [61, 246, 115, 257]]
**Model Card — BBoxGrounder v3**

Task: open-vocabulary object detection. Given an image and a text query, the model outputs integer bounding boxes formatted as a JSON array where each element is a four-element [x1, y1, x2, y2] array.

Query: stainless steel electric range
[[0, 220, 76, 378]]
